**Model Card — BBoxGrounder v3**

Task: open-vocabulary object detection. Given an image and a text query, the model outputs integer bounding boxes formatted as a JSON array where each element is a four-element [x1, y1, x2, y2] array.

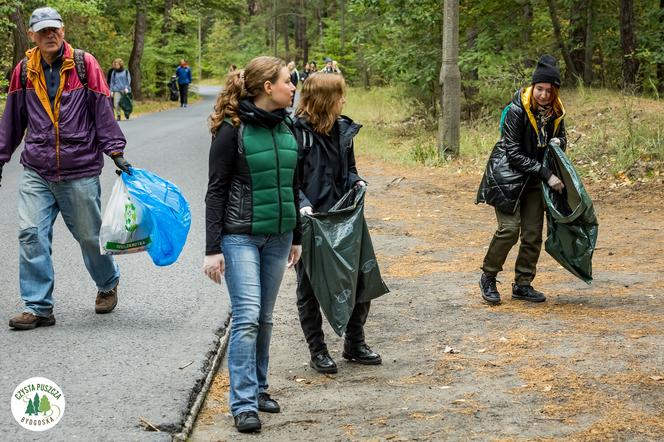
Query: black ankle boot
[[342, 342, 382, 365], [480, 273, 501, 305], [310, 352, 338, 374], [512, 283, 546, 302]]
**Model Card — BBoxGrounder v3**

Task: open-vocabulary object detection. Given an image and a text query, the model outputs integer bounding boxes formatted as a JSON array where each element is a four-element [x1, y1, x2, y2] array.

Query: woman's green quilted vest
[[240, 120, 298, 234]]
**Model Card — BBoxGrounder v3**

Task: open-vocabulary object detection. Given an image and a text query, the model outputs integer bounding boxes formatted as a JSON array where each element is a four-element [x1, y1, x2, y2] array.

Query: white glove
[[549, 138, 561, 148], [547, 174, 565, 193], [300, 206, 313, 215]]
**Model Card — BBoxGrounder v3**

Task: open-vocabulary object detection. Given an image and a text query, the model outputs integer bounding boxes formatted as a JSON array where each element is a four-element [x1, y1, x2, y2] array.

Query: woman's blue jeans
[[18, 168, 120, 317], [222, 232, 292, 416]]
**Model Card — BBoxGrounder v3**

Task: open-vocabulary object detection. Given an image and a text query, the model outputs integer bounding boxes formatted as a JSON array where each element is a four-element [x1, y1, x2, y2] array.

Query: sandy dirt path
[[191, 156, 664, 441]]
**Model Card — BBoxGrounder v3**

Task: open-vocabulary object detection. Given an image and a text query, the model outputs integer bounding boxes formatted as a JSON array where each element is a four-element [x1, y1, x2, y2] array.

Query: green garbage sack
[[301, 186, 389, 336], [542, 142, 598, 284], [120, 92, 133, 119]]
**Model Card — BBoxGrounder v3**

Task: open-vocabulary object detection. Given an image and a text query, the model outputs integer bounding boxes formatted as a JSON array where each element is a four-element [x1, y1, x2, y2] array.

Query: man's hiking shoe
[[512, 284, 546, 303], [9, 312, 56, 330], [480, 273, 501, 305], [343, 342, 382, 365], [95, 282, 118, 314], [234, 411, 261, 433], [258, 392, 280, 413]]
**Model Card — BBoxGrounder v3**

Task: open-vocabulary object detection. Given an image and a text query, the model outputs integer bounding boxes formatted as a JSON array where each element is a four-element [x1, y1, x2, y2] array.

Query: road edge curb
[[172, 312, 232, 441]]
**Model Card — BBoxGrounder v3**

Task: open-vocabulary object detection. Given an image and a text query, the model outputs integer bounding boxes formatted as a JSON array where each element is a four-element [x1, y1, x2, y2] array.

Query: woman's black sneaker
[[234, 411, 261, 433], [480, 273, 501, 305], [512, 283, 546, 302]]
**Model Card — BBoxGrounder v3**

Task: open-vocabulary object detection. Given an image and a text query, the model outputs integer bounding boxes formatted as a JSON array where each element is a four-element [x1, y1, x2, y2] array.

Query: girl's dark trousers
[[295, 262, 370, 356]]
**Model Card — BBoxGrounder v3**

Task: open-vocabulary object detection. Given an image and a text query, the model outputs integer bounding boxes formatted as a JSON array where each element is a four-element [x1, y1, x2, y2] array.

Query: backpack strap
[[20, 57, 28, 91], [301, 127, 314, 152], [499, 104, 510, 136], [73, 49, 87, 88], [20, 50, 87, 90]]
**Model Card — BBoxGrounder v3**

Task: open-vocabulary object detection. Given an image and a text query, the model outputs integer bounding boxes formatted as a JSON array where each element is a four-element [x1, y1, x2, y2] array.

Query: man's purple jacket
[[0, 42, 126, 182]]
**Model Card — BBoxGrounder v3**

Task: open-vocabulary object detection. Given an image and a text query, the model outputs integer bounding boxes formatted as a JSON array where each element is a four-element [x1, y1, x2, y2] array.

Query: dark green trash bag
[[120, 92, 133, 119], [542, 142, 598, 284], [301, 185, 389, 336]]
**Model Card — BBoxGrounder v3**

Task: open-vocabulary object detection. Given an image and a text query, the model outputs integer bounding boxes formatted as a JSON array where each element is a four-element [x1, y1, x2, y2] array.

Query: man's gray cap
[[29, 7, 63, 32]]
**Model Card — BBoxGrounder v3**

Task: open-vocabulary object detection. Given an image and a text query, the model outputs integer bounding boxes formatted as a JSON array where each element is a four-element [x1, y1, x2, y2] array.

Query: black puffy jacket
[[476, 87, 566, 213]]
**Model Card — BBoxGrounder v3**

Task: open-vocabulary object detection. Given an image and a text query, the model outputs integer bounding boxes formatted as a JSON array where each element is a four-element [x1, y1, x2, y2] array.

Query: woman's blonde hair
[[296, 73, 346, 134], [112, 58, 124, 68], [209, 56, 286, 134]]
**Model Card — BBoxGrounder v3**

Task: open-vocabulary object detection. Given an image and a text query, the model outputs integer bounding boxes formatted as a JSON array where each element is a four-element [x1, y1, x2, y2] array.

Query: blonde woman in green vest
[[204, 56, 301, 433]]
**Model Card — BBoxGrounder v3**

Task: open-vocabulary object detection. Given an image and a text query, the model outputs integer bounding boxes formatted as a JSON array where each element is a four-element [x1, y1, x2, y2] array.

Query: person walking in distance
[[175, 58, 192, 108], [0, 7, 134, 330], [109, 58, 131, 120], [204, 56, 300, 433]]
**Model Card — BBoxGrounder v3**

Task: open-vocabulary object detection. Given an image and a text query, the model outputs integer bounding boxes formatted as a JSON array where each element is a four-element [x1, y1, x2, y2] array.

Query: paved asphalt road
[[0, 86, 230, 441]]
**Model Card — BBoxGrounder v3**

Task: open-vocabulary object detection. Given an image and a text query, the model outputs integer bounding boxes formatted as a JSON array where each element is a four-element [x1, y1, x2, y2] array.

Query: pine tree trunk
[[462, 26, 479, 120], [522, 2, 535, 68], [546, 0, 580, 83], [568, 0, 586, 85], [10, 7, 29, 67], [272, 0, 278, 56], [658, 0, 664, 93], [156, 0, 175, 97], [283, 15, 290, 55], [619, 0, 639, 90], [300, 0, 308, 63], [583, 0, 594, 86], [129, 3, 147, 100], [439, 0, 460, 157], [339, 0, 345, 57]]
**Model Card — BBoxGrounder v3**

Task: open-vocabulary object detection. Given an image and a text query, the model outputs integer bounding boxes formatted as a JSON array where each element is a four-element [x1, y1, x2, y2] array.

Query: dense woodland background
[[2, 1, 662, 109]]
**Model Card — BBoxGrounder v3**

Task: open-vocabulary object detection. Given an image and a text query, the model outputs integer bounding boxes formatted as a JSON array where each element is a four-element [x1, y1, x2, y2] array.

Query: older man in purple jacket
[[0, 7, 133, 330]]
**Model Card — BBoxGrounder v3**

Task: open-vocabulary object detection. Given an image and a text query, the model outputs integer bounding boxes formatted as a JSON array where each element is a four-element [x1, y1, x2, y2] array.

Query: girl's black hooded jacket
[[294, 115, 363, 212]]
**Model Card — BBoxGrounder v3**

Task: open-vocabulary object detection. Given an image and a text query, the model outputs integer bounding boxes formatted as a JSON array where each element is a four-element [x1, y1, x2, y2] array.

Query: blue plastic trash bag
[[122, 168, 191, 266]]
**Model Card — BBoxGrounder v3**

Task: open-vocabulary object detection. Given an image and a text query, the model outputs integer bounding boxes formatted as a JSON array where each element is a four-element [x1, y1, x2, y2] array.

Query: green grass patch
[[344, 86, 664, 181]]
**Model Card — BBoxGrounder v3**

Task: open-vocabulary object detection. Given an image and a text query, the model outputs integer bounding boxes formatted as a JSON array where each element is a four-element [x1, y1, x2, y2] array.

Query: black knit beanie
[[531, 54, 561, 87]]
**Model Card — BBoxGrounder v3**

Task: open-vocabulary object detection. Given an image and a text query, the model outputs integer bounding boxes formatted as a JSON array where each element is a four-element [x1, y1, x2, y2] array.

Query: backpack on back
[[20, 48, 88, 91]]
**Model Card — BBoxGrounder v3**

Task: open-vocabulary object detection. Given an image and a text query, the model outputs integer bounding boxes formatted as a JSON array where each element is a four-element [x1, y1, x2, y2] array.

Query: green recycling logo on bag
[[124, 199, 138, 233]]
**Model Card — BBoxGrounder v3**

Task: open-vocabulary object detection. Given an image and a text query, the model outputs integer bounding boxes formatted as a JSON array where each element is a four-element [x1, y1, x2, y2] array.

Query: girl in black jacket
[[294, 73, 382, 374], [477, 55, 567, 306]]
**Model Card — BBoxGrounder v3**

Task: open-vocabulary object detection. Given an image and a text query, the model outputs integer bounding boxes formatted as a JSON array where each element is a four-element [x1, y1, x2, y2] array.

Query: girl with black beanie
[[476, 55, 568, 306]]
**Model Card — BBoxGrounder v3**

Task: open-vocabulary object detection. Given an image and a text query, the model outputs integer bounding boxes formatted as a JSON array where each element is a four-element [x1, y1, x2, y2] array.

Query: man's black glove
[[112, 155, 133, 175]]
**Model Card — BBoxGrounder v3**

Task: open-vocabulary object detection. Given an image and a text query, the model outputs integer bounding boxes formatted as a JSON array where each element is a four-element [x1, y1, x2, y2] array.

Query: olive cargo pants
[[481, 186, 544, 285]]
